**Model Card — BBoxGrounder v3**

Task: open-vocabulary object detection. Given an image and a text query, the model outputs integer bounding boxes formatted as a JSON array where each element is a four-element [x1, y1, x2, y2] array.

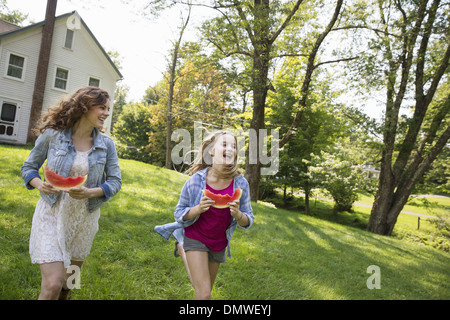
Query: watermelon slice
[[43, 166, 87, 191], [202, 188, 242, 208]]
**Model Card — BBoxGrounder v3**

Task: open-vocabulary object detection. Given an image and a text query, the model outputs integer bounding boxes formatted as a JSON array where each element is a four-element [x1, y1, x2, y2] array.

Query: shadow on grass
[[225, 202, 450, 300]]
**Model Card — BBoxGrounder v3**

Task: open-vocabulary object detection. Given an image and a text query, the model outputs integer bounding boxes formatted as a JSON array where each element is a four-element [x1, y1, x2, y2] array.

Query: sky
[[7, 0, 205, 102]]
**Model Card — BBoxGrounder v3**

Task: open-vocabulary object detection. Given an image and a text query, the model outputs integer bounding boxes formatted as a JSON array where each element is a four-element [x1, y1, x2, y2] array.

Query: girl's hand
[[229, 200, 240, 218], [229, 200, 249, 227], [183, 196, 215, 221], [197, 196, 215, 214]]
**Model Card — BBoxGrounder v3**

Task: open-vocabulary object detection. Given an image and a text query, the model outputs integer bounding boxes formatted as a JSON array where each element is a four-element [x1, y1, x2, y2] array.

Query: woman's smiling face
[[83, 101, 110, 129]]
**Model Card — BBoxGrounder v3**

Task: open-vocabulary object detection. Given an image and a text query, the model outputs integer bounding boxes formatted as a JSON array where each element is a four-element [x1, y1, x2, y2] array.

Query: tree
[[107, 49, 128, 133], [415, 146, 450, 195], [144, 42, 232, 168], [266, 56, 346, 213], [143, 86, 161, 105], [342, 0, 450, 235], [113, 103, 153, 163], [110, 83, 129, 133], [0, 0, 28, 25], [309, 138, 371, 212], [28, 0, 57, 142], [165, 5, 191, 169]]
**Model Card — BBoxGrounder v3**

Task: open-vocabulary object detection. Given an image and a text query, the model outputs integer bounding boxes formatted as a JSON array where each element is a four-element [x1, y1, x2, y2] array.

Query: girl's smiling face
[[210, 133, 237, 165]]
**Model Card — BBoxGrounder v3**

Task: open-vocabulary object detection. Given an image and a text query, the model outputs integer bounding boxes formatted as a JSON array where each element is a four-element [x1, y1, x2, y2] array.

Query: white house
[[0, 11, 122, 145]]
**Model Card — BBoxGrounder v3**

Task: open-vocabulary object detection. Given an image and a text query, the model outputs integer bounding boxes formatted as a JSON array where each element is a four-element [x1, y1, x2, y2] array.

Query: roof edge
[[0, 10, 123, 80]]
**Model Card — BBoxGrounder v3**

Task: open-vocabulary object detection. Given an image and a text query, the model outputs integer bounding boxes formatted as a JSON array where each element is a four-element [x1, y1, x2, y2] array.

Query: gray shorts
[[183, 236, 227, 263]]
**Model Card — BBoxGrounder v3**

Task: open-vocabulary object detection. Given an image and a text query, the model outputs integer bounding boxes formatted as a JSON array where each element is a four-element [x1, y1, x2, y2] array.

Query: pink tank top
[[185, 180, 233, 252]]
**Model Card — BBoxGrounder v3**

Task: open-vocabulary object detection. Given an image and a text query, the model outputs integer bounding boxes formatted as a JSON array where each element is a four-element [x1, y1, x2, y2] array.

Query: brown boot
[[58, 288, 71, 300]]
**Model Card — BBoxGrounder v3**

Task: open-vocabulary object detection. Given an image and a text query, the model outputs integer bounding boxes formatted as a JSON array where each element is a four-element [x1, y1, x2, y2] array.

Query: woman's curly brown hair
[[32, 86, 110, 136]]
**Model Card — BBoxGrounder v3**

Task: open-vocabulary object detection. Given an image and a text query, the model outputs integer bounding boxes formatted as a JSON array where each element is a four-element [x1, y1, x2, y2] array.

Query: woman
[[21, 86, 122, 300]]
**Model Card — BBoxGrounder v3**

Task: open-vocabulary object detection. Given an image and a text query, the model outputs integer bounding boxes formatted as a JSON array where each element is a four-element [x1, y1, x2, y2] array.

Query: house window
[[6, 53, 25, 80], [0, 102, 17, 137], [64, 29, 74, 49], [54, 67, 69, 90], [89, 77, 100, 87]]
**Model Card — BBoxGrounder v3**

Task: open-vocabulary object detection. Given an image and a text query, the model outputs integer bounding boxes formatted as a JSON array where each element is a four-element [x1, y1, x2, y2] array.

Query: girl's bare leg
[[177, 243, 193, 284], [185, 250, 220, 300]]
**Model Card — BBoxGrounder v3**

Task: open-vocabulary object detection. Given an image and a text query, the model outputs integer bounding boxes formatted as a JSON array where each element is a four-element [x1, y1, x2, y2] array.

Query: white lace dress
[[29, 150, 100, 268]]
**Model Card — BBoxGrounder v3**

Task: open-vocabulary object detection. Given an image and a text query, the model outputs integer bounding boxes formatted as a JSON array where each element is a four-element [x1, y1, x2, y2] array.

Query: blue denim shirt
[[154, 167, 254, 258], [21, 127, 122, 212]]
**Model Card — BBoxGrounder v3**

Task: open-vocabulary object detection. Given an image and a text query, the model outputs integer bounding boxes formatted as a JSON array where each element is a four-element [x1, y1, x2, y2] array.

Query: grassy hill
[[0, 144, 449, 300]]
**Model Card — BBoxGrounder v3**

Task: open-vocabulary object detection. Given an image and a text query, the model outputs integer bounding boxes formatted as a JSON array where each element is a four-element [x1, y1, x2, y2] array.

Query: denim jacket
[[21, 127, 122, 212], [154, 167, 254, 258]]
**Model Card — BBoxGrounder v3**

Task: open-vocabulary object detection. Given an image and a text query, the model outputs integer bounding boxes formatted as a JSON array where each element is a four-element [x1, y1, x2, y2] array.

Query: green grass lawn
[[0, 144, 449, 300], [272, 189, 450, 251], [356, 191, 450, 219]]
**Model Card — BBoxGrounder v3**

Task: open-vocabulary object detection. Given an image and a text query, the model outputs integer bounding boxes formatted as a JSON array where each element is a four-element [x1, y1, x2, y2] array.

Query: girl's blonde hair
[[186, 130, 241, 178], [32, 86, 110, 136]]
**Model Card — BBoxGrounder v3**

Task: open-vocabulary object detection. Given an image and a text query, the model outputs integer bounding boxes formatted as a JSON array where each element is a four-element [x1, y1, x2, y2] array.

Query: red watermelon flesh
[[43, 166, 87, 191], [202, 188, 242, 208]]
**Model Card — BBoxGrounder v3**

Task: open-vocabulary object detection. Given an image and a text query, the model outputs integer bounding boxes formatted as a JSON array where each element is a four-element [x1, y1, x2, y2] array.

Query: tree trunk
[[165, 9, 190, 169], [244, 1, 270, 202], [165, 59, 175, 169], [304, 191, 310, 215], [28, 0, 57, 142], [368, 180, 396, 235], [245, 64, 268, 201], [368, 125, 450, 235]]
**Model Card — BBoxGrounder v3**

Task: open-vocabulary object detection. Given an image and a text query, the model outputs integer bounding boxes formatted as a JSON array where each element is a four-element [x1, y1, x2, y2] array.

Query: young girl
[[21, 86, 122, 300], [155, 130, 254, 300]]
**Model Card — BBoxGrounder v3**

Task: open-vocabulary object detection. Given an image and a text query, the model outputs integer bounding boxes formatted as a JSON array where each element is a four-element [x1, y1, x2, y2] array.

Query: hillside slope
[[0, 144, 448, 299]]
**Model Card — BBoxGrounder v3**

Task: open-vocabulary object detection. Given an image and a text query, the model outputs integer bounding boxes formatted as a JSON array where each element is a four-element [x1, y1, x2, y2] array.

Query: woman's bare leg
[[38, 262, 65, 300]]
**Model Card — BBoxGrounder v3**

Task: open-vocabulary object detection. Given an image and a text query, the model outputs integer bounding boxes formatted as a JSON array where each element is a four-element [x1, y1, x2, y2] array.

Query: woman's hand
[[65, 186, 104, 200], [65, 186, 90, 200], [30, 178, 60, 195]]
